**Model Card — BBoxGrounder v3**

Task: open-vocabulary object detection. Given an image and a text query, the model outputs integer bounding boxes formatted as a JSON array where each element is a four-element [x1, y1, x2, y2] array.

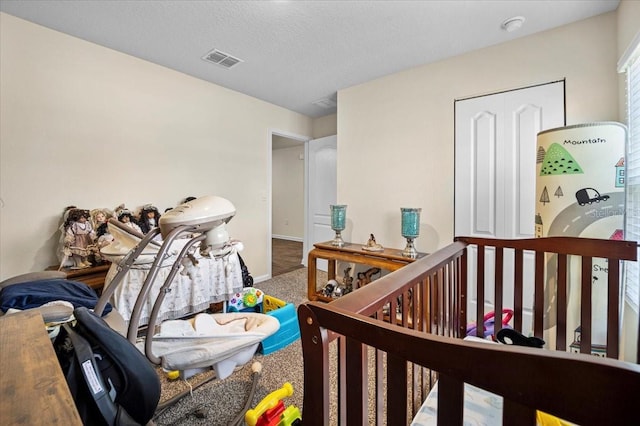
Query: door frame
[[269, 129, 310, 278]]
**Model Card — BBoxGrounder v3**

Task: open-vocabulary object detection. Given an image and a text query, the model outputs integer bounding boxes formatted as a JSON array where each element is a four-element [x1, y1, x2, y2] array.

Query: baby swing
[[93, 195, 279, 380]]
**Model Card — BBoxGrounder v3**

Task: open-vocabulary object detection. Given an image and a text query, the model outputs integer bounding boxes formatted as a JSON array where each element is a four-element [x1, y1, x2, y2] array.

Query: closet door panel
[[455, 81, 565, 333]]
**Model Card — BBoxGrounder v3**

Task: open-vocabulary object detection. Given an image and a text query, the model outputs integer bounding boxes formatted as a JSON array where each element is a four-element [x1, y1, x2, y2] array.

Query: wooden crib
[[298, 236, 640, 425]]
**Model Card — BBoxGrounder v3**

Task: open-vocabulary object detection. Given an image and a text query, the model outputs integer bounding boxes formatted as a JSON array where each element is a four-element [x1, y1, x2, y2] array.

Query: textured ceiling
[[0, 0, 620, 118]]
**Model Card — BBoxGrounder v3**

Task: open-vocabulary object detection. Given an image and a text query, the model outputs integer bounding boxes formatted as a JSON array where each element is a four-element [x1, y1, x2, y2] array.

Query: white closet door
[[455, 82, 565, 238], [454, 82, 565, 333]]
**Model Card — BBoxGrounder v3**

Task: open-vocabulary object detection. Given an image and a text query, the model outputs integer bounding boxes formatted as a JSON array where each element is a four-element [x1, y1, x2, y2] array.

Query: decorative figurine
[[362, 233, 384, 252], [90, 208, 114, 230], [116, 206, 143, 234], [356, 267, 382, 288], [138, 204, 162, 234], [63, 208, 96, 269], [57, 205, 77, 268], [342, 267, 354, 294], [93, 222, 114, 264], [323, 280, 338, 297]]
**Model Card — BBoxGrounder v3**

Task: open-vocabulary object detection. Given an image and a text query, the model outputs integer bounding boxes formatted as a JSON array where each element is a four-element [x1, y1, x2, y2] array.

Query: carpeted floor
[[153, 267, 320, 426]]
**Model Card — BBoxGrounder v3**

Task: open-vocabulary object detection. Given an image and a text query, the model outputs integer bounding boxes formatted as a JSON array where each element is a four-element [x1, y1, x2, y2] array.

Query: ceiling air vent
[[202, 49, 243, 69], [312, 97, 337, 109]]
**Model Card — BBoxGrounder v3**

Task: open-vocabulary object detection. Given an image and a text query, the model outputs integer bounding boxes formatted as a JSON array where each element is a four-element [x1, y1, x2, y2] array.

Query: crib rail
[[298, 236, 639, 425], [299, 301, 640, 425], [455, 236, 637, 359], [299, 241, 467, 424]]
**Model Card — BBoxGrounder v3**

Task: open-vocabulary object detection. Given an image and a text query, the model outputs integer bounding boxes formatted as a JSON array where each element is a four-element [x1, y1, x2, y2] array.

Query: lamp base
[[331, 230, 345, 247], [402, 237, 418, 258]]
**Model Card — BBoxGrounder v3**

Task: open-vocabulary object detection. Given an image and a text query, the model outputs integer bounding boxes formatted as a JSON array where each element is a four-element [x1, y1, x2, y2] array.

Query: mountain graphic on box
[[540, 143, 584, 176]]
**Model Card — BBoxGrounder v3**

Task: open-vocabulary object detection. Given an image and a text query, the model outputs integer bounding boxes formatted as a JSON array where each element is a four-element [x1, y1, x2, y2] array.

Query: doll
[[138, 204, 161, 234], [94, 222, 114, 264], [90, 208, 114, 230], [57, 205, 77, 268], [117, 208, 143, 234], [63, 208, 96, 269], [93, 209, 115, 264]]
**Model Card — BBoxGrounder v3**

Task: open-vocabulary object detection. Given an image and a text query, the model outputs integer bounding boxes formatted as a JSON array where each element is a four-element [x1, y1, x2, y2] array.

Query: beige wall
[[0, 13, 313, 280], [617, 0, 640, 59], [312, 113, 337, 139], [337, 12, 619, 255], [272, 145, 305, 240]]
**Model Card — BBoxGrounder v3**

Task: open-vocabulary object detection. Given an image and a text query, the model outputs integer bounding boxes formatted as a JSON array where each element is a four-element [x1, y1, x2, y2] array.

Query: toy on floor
[[227, 287, 264, 312], [227, 291, 301, 355], [259, 298, 300, 355], [245, 382, 301, 426]]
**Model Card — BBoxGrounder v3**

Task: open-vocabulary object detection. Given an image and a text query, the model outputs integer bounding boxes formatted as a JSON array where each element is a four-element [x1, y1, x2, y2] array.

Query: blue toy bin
[[260, 297, 301, 355]]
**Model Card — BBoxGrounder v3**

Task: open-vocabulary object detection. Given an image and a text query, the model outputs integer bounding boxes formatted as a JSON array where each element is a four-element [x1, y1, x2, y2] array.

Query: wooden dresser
[[46, 263, 111, 294], [0, 310, 82, 425]]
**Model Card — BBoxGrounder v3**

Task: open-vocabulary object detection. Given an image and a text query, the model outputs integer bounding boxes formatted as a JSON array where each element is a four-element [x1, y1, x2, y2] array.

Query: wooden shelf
[[307, 241, 425, 302]]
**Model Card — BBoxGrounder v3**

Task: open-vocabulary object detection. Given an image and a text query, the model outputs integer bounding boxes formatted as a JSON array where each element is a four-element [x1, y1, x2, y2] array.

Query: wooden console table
[[308, 241, 426, 302], [46, 263, 111, 294], [0, 310, 82, 425]]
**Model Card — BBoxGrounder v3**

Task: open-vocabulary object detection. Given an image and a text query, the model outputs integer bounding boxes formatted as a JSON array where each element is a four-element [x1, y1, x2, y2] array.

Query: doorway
[[271, 133, 307, 277], [269, 132, 337, 277]]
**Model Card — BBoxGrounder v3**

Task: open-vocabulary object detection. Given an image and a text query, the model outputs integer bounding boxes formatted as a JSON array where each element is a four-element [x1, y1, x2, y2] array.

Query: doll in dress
[[94, 222, 114, 264], [63, 208, 96, 269], [138, 204, 161, 234], [57, 205, 77, 268], [117, 208, 143, 234], [90, 209, 115, 264], [90, 208, 114, 230]]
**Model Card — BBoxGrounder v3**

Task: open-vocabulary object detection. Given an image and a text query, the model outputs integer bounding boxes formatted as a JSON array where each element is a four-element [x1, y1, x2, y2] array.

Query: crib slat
[[534, 251, 544, 338], [387, 352, 408, 426], [344, 336, 366, 425], [437, 374, 463, 425], [447, 263, 454, 336], [402, 291, 410, 328], [476, 245, 485, 338], [459, 248, 468, 337], [494, 247, 504, 335], [452, 259, 460, 337], [431, 273, 439, 335], [514, 248, 524, 332], [503, 399, 536, 425], [607, 258, 620, 359], [580, 257, 593, 355], [556, 253, 568, 351], [421, 278, 429, 333], [437, 269, 444, 335]]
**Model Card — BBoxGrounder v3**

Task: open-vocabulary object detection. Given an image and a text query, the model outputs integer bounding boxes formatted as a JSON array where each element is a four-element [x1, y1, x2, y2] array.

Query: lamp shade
[[330, 205, 347, 231], [400, 208, 421, 238]]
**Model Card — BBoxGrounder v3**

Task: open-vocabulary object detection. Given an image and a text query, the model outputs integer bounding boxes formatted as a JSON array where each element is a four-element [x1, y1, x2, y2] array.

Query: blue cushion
[[0, 279, 112, 316]]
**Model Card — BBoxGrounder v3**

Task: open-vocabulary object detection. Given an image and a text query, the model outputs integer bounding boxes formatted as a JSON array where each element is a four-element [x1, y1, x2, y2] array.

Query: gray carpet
[[153, 267, 320, 426]]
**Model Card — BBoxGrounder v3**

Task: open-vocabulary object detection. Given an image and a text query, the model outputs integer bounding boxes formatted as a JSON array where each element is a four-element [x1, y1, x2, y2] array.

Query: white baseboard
[[272, 235, 303, 242], [253, 274, 271, 284]]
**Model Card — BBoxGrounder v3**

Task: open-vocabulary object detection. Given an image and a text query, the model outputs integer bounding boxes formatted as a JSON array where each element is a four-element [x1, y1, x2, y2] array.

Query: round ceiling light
[[501, 16, 525, 32]]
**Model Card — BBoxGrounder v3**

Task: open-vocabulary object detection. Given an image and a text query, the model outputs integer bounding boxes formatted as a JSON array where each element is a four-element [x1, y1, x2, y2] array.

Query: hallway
[[272, 238, 304, 277]]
